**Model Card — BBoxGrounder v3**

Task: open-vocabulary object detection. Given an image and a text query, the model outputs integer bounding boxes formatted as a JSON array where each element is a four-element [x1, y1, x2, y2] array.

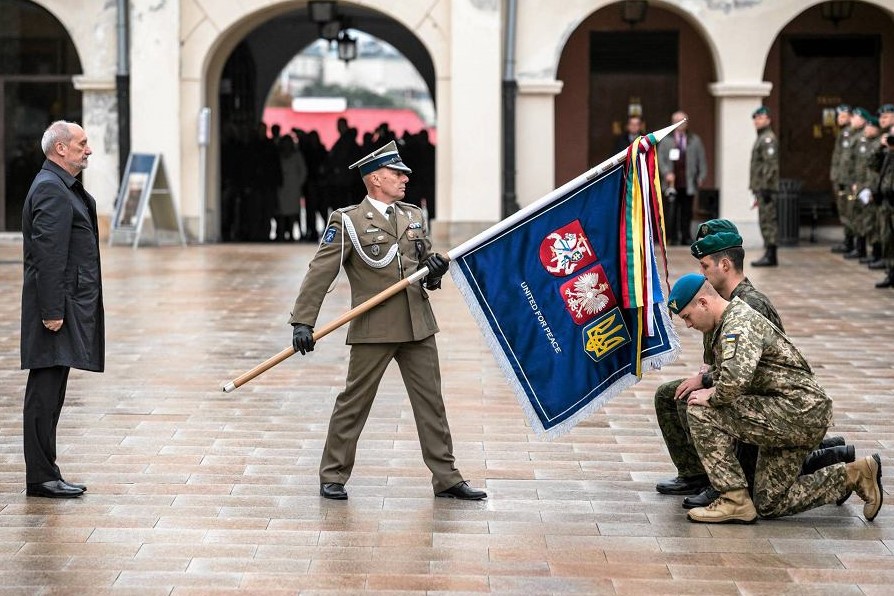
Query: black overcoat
[[20, 160, 105, 372]]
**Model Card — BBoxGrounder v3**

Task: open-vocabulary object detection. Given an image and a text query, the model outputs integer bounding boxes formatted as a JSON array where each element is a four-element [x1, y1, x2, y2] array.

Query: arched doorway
[[554, 2, 718, 197], [763, 1, 894, 199], [0, 0, 82, 232], [208, 3, 436, 243]]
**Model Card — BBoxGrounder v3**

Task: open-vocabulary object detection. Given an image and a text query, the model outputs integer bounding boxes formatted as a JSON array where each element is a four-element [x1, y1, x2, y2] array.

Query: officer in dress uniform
[[288, 141, 486, 501], [749, 107, 780, 267], [830, 105, 855, 253]]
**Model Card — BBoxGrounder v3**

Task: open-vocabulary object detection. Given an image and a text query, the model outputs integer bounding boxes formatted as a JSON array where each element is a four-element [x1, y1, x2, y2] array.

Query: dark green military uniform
[[853, 131, 883, 246], [290, 197, 464, 493], [750, 127, 779, 247], [877, 149, 894, 285], [830, 125, 855, 235], [655, 279, 783, 478], [687, 298, 849, 518]]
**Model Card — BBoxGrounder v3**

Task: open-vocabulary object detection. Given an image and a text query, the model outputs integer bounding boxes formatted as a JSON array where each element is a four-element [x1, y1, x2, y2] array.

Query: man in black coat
[[20, 120, 104, 498]]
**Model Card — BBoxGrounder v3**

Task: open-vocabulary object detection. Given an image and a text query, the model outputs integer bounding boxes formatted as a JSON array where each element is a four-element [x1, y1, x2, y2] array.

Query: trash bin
[[775, 178, 802, 247]]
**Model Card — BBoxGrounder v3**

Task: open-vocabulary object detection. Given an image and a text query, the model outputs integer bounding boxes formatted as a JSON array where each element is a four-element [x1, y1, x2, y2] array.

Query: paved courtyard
[[0, 237, 892, 594]]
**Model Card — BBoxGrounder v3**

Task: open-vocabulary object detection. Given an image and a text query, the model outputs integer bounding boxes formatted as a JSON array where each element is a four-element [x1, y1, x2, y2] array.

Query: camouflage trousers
[[835, 188, 853, 234], [861, 201, 880, 244], [756, 191, 778, 246], [655, 380, 758, 489], [849, 197, 867, 237], [688, 398, 848, 518]]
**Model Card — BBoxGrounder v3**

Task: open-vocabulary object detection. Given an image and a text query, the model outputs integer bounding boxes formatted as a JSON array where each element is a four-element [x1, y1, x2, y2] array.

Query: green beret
[[752, 106, 769, 118], [668, 273, 706, 315], [836, 104, 851, 114], [867, 116, 880, 127], [853, 107, 872, 121], [695, 219, 739, 240], [691, 231, 743, 258], [878, 104, 894, 115]]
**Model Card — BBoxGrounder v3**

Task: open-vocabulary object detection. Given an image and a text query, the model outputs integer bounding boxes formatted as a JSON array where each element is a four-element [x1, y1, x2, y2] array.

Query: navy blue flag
[[450, 164, 680, 437]]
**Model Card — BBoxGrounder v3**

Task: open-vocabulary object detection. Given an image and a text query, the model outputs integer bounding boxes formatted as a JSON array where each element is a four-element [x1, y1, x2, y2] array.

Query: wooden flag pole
[[221, 268, 429, 392], [221, 121, 685, 393]]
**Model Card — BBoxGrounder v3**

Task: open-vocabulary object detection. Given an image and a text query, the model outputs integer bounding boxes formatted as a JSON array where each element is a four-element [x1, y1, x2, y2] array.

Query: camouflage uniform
[[750, 127, 779, 246], [830, 125, 855, 234], [655, 279, 783, 481], [850, 131, 881, 243], [687, 298, 848, 518], [878, 150, 894, 273]]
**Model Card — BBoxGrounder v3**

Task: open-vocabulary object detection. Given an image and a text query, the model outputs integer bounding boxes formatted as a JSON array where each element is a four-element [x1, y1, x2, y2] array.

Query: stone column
[[73, 75, 119, 241], [515, 78, 564, 208], [708, 81, 773, 249]]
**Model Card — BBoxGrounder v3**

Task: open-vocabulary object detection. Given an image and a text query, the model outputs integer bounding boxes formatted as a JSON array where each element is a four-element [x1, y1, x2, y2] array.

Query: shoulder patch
[[721, 333, 739, 360], [323, 226, 338, 244]]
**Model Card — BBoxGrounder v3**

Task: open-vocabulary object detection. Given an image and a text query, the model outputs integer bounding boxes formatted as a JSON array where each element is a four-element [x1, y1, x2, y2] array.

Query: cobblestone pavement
[[0, 240, 892, 594]]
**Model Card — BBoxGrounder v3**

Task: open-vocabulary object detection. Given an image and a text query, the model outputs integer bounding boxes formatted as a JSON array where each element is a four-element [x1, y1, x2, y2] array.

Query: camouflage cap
[[668, 273, 706, 315], [691, 231, 743, 259], [695, 219, 739, 241]]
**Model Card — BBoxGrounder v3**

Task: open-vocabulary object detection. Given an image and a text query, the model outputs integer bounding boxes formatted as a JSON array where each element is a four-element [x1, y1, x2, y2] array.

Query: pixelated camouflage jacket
[[701, 278, 783, 365], [830, 125, 854, 186], [749, 127, 779, 192], [708, 298, 832, 429], [853, 134, 882, 191]]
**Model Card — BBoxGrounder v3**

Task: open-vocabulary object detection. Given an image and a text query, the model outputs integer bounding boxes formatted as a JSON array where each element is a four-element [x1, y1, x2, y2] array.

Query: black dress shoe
[[435, 481, 487, 500], [868, 259, 886, 270], [61, 479, 87, 492], [320, 483, 348, 500], [655, 474, 710, 495], [26, 480, 84, 498], [683, 486, 721, 509]]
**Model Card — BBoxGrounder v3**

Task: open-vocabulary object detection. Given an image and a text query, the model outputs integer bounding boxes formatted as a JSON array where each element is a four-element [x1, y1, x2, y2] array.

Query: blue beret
[[752, 106, 769, 118], [696, 219, 739, 240], [691, 232, 743, 258], [853, 107, 872, 121], [668, 273, 706, 315]]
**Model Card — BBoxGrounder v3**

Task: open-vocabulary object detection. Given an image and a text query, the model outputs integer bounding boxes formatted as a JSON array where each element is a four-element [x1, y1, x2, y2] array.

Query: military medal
[[371, 244, 380, 256]]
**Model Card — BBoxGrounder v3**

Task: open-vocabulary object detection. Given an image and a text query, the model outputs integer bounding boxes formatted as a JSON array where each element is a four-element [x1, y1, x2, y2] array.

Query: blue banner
[[451, 165, 680, 437]]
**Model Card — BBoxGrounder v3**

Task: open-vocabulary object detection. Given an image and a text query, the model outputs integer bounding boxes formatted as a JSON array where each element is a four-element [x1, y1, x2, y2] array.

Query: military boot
[[831, 234, 853, 253], [687, 488, 758, 524], [801, 445, 855, 475], [844, 454, 883, 521], [751, 245, 777, 267], [860, 242, 880, 265], [875, 270, 894, 289], [844, 237, 866, 259]]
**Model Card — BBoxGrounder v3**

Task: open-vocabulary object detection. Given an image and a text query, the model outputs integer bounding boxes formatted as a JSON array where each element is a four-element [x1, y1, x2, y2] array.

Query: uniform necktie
[[385, 205, 397, 236]]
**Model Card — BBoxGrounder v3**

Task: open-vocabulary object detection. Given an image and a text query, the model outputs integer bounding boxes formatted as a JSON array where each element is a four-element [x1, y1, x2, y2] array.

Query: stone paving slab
[[0, 240, 891, 593]]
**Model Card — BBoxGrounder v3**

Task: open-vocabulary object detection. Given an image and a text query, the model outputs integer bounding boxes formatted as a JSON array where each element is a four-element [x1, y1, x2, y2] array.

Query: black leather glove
[[422, 253, 449, 278], [291, 323, 315, 355]]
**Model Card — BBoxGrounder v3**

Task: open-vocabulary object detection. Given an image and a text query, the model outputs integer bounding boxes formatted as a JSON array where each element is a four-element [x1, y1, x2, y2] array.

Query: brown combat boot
[[687, 488, 758, 524], [845, 454, 883, 521]]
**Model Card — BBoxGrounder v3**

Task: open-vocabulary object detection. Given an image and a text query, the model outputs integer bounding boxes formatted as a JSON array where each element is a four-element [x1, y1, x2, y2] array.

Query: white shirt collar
[[366, 196, 395, 217]]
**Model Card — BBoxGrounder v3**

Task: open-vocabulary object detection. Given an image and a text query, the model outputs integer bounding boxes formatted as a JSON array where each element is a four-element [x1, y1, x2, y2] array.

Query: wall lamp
[[820, 1, 854, 27], [621, 0, 648, 27]]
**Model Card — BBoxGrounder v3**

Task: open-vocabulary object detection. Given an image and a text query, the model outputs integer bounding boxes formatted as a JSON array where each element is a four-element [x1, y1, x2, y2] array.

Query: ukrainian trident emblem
[[581, 307, 631, 363], [539, 220, 597, 276]]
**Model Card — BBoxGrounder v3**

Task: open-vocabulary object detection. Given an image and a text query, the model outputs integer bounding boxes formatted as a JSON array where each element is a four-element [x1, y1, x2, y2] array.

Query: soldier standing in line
[[875, 121, 894, 288], [667, 274, 883, 524], [846, 111, 882, 262], [868, 105, 894, 271], [749, 107, 779, 268], [830, 105, 855, 254]]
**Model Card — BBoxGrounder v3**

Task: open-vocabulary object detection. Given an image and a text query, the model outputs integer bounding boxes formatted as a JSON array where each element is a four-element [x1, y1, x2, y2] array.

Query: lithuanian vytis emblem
[[539, 220, 597, 276], [559, 264, 617, 325]]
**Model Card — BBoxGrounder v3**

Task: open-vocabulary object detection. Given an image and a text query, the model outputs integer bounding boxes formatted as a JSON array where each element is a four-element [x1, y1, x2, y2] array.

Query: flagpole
[[447, 120, 686, 261], [221, 121, 685, 392]]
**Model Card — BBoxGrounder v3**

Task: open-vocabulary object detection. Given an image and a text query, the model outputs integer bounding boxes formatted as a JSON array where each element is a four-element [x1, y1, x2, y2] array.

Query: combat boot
[[801, 445, 855, 475], [831, 235, 853, 253], [859, 242, 880, 265], [845, 454, 883, 521], [844, 237, 866, 259], [875, 270, 894, 289], [687, 488, 758, 524], [751, 245, 777, 267]]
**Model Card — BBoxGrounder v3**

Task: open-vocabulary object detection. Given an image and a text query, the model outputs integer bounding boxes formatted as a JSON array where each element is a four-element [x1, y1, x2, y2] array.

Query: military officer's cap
[[878, 104, 894, 115], [349, 140, 412, 176], [853, 107, 872, 121], [690, 232, 743, 259], [695, 218, 739, 241], [751, 106, 770, 118], [668, 273, 706, 315], [867, 115, 880, 127], [836, 104, 851, 114]]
